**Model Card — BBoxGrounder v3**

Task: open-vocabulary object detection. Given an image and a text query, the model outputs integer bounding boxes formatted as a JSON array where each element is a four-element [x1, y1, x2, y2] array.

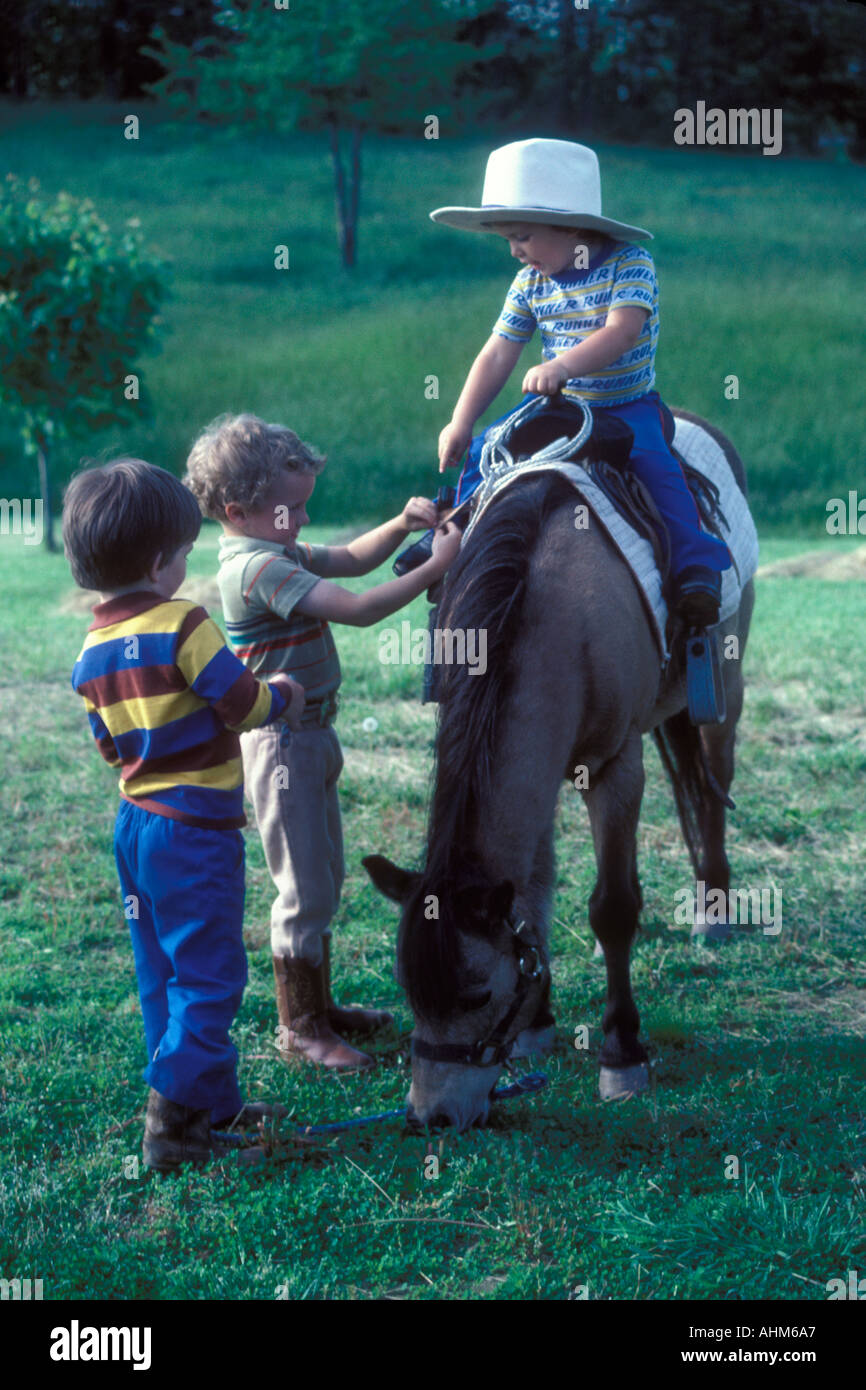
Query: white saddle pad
[[461, 413, 759, 660]]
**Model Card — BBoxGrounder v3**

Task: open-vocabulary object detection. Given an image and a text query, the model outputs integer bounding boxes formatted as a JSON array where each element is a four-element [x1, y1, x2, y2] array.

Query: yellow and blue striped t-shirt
[[71, 592, 287, 829], [493, 239, 660, 406]]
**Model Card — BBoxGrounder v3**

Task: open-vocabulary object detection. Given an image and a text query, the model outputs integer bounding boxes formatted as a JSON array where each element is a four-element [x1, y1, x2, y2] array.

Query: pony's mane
[[399, 473, 574, 1017]]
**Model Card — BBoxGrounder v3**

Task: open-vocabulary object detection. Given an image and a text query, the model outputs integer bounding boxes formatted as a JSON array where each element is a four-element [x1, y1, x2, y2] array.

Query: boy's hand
[[270, 674, 306, 730], [429, 521, 462, 572], [399, 496, 439, 531], [522, 359, 570, 396], [438, 422, 471, 473]]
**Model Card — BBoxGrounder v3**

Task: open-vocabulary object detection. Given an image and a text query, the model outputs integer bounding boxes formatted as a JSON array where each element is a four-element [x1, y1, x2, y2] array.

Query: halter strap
[[411, 915, 547, 1069]]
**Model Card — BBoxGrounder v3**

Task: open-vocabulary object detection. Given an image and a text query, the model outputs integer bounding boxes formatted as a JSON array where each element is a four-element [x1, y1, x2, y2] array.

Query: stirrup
[[685, 627, 726, 725]]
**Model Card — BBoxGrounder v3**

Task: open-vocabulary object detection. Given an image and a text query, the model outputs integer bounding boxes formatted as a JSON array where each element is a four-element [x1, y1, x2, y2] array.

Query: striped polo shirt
[[217, 536, 341, 724], [71, 592, 287, 829], [493, 239, 660, 406]]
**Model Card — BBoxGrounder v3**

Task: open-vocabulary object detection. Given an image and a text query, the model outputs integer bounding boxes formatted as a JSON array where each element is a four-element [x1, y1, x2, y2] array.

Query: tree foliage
[[148, 0, 502, 265], [3, 1, 863, 157], [0, 176, 166, 546], [0, 0, 219, 100], [511, 0, 866, 155], [150, 0, 489, 130]]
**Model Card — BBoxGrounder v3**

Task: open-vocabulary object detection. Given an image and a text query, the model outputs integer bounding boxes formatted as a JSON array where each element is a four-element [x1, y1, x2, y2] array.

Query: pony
[[364, 409, 755, 1131]]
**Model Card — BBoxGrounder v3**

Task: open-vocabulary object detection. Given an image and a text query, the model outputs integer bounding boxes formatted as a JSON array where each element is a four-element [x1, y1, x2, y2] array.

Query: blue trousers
[[455, 390, 731, 576], [113, 800, 247, 1122]]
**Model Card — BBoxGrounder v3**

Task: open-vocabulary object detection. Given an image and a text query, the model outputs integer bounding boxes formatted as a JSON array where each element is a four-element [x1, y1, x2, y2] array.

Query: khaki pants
[[240, 724, 344, 965]]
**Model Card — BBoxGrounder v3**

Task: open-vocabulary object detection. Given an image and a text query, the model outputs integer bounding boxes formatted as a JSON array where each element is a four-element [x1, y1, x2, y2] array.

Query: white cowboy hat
[[430, 138, 652, 241]]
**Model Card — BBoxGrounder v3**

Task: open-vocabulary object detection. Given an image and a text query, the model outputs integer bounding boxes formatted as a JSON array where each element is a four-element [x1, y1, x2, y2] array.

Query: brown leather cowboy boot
[[323, 937, 393, 1037], [143, 1089, 266, 1173], [273, 953, 374, 1071]]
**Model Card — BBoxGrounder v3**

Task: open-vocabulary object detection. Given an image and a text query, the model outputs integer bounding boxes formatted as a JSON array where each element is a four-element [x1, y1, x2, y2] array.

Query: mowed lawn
[[1, 101, 865, 529], [0, 529, 863, 1301], [1, 101, 863, 1300]]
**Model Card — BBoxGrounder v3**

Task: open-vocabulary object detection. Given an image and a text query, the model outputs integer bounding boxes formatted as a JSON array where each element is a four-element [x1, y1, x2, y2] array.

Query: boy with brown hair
[[185, 414, 461, 1071], [64, 458, 305, 1172]]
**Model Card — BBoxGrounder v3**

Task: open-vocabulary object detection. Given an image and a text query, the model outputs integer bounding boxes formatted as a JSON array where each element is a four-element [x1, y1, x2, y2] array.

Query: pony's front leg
[[582, 728, 650, 1099], [510, 822, 556, 1059]]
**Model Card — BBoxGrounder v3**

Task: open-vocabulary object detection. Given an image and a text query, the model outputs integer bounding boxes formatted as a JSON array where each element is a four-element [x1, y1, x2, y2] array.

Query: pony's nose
[[406, 1103, 453, 1132]]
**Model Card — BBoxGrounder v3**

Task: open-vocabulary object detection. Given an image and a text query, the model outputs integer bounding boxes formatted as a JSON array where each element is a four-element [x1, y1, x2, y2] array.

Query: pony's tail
[[652, 710, 709, 875]]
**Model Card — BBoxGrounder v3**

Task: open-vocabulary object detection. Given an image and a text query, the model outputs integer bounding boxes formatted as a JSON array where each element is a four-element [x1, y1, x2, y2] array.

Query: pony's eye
[[458, 990, 491, 1012]]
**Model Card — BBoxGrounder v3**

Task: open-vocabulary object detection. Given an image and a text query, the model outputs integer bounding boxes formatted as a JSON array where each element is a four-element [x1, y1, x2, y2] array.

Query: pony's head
[[363, 853, 548, 1131], [363, 476, 564, 1129]]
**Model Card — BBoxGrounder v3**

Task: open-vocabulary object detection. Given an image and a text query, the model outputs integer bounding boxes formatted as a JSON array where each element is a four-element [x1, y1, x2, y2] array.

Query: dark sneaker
[[672, 566, 722, 628], [143, 1089, 266, 1173]]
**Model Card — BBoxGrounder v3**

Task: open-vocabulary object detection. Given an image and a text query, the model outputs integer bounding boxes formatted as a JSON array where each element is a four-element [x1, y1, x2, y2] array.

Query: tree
[[0, 176, 166, 549], [148, 0, 500, 268], [0, 0, 221, 101], [505, 0, 866, 153]]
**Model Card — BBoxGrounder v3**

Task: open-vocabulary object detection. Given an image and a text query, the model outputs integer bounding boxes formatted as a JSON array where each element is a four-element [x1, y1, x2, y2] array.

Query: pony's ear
[[362, 854, 418, 904], [486, 880, 515, 922]]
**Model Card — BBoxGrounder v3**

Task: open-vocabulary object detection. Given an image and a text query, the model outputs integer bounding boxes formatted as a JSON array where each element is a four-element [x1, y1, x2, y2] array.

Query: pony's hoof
[[691, 916, 732, 942], [599, 1063, 650, 1100], [509, 1024, 556, 1059]]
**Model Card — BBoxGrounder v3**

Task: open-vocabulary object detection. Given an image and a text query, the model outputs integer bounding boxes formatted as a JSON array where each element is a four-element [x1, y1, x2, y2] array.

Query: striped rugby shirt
[[71, 592, 288, 829], [493, 239, 660, 406], [217, 536, 341, 724]]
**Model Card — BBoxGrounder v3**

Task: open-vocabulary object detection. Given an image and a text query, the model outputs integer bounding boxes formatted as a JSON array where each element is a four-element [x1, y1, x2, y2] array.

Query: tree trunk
[[328, 120, 363, 268], [348, 124, 362, 265], [557, 0, 578, 131], [6, 0, 30, 99], [36, 430, 57, 552], [575, 1, 596, 138], [100, 3, 121, 101]]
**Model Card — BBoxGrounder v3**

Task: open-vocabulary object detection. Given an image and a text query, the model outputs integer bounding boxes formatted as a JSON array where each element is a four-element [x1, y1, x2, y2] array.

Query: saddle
[[427, 395, 729, 725], [502, 395, 635, 472], [486, 395, 728, 589]]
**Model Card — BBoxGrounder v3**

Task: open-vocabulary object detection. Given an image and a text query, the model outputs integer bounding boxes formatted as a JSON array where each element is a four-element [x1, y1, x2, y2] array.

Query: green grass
[[1, 99, 863, 1300], [1, 101, 865, 530], [0, 530, 864, 1300]]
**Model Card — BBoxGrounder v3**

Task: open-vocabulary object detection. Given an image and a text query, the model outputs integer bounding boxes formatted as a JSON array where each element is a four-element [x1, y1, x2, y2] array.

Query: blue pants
[[113, 800, 247, 1122], [455, 390, 731, 576]]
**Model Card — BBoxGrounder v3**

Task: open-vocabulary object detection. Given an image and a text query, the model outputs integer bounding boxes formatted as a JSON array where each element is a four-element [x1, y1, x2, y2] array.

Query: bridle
[[411, 914, 548, 1068]]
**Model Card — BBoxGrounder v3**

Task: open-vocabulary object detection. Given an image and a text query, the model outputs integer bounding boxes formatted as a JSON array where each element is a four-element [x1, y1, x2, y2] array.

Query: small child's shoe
[[672, 565, 722, 628], [143, 1090, 266, 1173]]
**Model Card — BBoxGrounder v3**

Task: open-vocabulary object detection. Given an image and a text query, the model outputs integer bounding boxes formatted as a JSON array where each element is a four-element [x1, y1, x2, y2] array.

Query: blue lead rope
[[221, 1071, 549, 1139]]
